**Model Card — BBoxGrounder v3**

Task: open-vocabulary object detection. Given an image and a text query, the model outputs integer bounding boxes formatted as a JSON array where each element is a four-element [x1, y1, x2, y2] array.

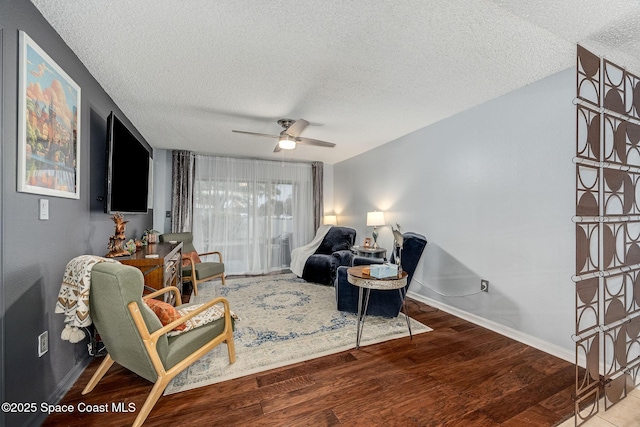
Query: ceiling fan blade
[[296, 137, 336, 148], [284, 119, 309, 137], [273, 143, 282, 153], [232, 130, 279, 139]]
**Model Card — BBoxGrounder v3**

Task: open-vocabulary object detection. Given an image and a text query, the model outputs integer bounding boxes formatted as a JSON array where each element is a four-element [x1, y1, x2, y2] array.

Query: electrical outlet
[[480, 279, 489, 292], [38, 331, 49, 357], [166, 210, 171, 218]]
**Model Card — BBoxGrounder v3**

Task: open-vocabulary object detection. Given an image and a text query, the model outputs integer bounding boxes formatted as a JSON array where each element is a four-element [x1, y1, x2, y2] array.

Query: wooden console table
[[89, 242, 183, 356], [120, 242, 183, 295]]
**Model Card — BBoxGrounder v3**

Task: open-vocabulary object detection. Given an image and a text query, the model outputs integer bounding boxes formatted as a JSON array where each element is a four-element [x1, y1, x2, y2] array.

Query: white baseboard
[[407, 290, 579, 365]]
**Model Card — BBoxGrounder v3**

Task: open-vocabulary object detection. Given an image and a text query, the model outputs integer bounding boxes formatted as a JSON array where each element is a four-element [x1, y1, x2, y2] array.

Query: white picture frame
[[18, 31, 81, 199]]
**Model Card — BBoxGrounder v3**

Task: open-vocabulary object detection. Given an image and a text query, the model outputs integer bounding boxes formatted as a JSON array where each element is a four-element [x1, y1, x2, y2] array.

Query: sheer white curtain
[[192, 155, 315, 275]]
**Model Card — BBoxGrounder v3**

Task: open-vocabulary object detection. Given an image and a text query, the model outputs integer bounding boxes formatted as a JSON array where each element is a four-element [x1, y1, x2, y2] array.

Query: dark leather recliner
[[302, 226, 356, 286], [335, 232, 427, 317]]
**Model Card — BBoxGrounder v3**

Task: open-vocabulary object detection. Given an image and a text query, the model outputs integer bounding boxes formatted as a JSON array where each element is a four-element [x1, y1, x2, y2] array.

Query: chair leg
[[192, 280, 198, 296], [226, 333, 236, 364], [132, 375, 171, 427], [82, 354, 115, 394], [221, 274, 226, 285]]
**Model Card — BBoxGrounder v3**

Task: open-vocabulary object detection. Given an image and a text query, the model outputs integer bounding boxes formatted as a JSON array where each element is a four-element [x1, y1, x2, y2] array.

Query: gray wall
[[1, 1, 153, 425], [0, 22, 5, 417], [333, 68, 575, 353]]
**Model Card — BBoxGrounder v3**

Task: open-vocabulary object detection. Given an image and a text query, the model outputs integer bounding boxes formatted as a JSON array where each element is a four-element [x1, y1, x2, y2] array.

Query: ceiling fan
[[232, 119, 336, 152]]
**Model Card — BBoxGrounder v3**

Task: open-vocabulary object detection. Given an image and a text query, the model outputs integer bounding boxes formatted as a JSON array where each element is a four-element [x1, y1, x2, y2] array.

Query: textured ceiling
[[30, 0, 640, 164]]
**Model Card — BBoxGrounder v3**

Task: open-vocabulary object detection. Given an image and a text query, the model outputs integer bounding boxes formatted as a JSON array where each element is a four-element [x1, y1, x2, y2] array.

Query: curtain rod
[[190, 151, 321, 166]]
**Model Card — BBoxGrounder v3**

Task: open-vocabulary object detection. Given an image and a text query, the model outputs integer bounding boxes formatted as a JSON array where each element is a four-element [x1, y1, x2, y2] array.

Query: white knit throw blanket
[[55, 255, 119, 343], [289, 225, 333, 277]]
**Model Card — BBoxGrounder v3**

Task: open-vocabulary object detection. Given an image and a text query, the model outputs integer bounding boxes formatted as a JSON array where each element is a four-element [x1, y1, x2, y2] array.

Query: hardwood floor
[[43, 299, 576, 426]]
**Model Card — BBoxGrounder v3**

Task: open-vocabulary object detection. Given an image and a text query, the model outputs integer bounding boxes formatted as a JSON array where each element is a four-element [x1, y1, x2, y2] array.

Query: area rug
[[164, 273, 431, 395]]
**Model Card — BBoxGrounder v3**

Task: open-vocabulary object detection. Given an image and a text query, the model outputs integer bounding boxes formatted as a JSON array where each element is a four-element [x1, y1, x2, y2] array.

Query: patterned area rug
[[164, 273, 431, 395]]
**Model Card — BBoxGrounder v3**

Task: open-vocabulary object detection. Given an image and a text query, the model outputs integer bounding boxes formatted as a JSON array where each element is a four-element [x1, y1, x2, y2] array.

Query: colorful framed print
[[18, 31, 81, 199]]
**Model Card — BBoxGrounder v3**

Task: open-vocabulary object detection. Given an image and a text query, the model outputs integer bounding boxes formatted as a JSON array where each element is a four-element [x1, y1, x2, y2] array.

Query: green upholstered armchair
[[83, 262, 235, 427], [160, 232, 225, 296]]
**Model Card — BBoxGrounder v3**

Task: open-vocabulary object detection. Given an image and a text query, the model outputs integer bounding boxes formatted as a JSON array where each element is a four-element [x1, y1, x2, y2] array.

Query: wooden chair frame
[[182, 250, 226, 296], [82, 286, 236, 427]]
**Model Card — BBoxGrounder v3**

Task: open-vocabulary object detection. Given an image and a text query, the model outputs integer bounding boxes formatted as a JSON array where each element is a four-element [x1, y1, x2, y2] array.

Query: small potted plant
[[142, 229, 159, 245]]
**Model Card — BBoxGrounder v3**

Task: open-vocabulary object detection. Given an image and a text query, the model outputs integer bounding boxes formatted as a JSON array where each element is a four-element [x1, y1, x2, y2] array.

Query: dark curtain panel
[[171, 150, 195, 232], [311, 161, 323, 230]]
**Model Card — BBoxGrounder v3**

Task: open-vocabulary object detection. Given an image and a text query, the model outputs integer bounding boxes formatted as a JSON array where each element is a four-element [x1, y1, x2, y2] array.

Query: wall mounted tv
[[104, 112, 152, 214]]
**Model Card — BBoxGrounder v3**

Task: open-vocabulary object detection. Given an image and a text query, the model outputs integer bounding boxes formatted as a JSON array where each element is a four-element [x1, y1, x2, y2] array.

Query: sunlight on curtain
[[192, 155, 315, 275]]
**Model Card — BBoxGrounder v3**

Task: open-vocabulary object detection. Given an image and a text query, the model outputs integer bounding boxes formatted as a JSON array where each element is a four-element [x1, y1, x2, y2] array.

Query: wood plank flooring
[[43, 299, 576, 426]]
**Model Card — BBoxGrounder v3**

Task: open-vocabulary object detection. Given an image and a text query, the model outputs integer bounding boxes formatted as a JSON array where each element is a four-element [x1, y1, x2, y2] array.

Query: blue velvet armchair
[[301, 226, 356, 286], [335, 232, 427, 318]]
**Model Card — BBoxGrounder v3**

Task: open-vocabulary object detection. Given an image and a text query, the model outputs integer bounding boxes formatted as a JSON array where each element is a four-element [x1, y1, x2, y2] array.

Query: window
[[192, 156, 314, 275]]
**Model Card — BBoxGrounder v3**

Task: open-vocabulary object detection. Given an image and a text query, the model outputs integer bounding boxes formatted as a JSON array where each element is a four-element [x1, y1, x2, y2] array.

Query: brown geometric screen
[[575, 46, 640, 425]]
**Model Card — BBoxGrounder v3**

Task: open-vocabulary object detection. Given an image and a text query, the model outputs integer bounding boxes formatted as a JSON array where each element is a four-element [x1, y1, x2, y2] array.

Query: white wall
[[333, 68, 576, 355], [323, 163, 334, 217], [152, 149, 172, 233]]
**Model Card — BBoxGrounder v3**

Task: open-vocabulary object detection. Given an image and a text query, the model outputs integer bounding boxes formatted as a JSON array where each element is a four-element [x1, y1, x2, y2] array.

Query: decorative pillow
[[167, 303, 239, 337], [144, 298, 186, 331], [182, 251, 201, 267]]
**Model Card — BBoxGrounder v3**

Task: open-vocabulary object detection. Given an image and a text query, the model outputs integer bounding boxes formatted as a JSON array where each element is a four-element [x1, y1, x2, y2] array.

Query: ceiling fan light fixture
[[278, 136, 296, 150], [233, 118, 335, 151]]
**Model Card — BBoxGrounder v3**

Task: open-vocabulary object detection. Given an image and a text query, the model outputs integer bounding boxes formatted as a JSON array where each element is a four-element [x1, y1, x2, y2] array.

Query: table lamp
[[366, 211, 385, 248], [323, 215, 337, 225]]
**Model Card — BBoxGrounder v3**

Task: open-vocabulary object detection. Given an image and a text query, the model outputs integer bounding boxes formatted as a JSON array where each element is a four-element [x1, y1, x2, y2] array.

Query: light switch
[[39, 199, 49, 220]]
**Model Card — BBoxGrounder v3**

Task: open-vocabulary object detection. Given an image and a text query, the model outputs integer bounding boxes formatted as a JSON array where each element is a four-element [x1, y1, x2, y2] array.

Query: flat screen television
[[104, 112, 152, 214]]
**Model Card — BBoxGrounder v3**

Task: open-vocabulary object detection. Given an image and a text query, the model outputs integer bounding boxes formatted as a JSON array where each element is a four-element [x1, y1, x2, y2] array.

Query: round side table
[[346, 266, 410, 349], [351, 246, 387, 260]]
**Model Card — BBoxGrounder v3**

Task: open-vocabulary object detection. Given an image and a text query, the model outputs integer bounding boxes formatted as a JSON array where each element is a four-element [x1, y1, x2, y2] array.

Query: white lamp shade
[[366, 211, 385, 227], [323, 215, 337, 225]]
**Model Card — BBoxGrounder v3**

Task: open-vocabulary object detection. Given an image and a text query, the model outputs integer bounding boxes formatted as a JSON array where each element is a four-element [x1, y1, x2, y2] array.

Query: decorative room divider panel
[[575, 46, 640, 425]]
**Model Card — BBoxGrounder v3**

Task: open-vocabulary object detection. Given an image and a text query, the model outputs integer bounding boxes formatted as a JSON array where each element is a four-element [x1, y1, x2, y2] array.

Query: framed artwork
[[363, 237, 372, 248], [17, 31, 81, 199]]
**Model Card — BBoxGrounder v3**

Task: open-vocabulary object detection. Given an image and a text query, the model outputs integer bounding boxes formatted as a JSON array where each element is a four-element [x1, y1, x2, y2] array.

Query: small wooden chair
[[160, 232, 225, 296]]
